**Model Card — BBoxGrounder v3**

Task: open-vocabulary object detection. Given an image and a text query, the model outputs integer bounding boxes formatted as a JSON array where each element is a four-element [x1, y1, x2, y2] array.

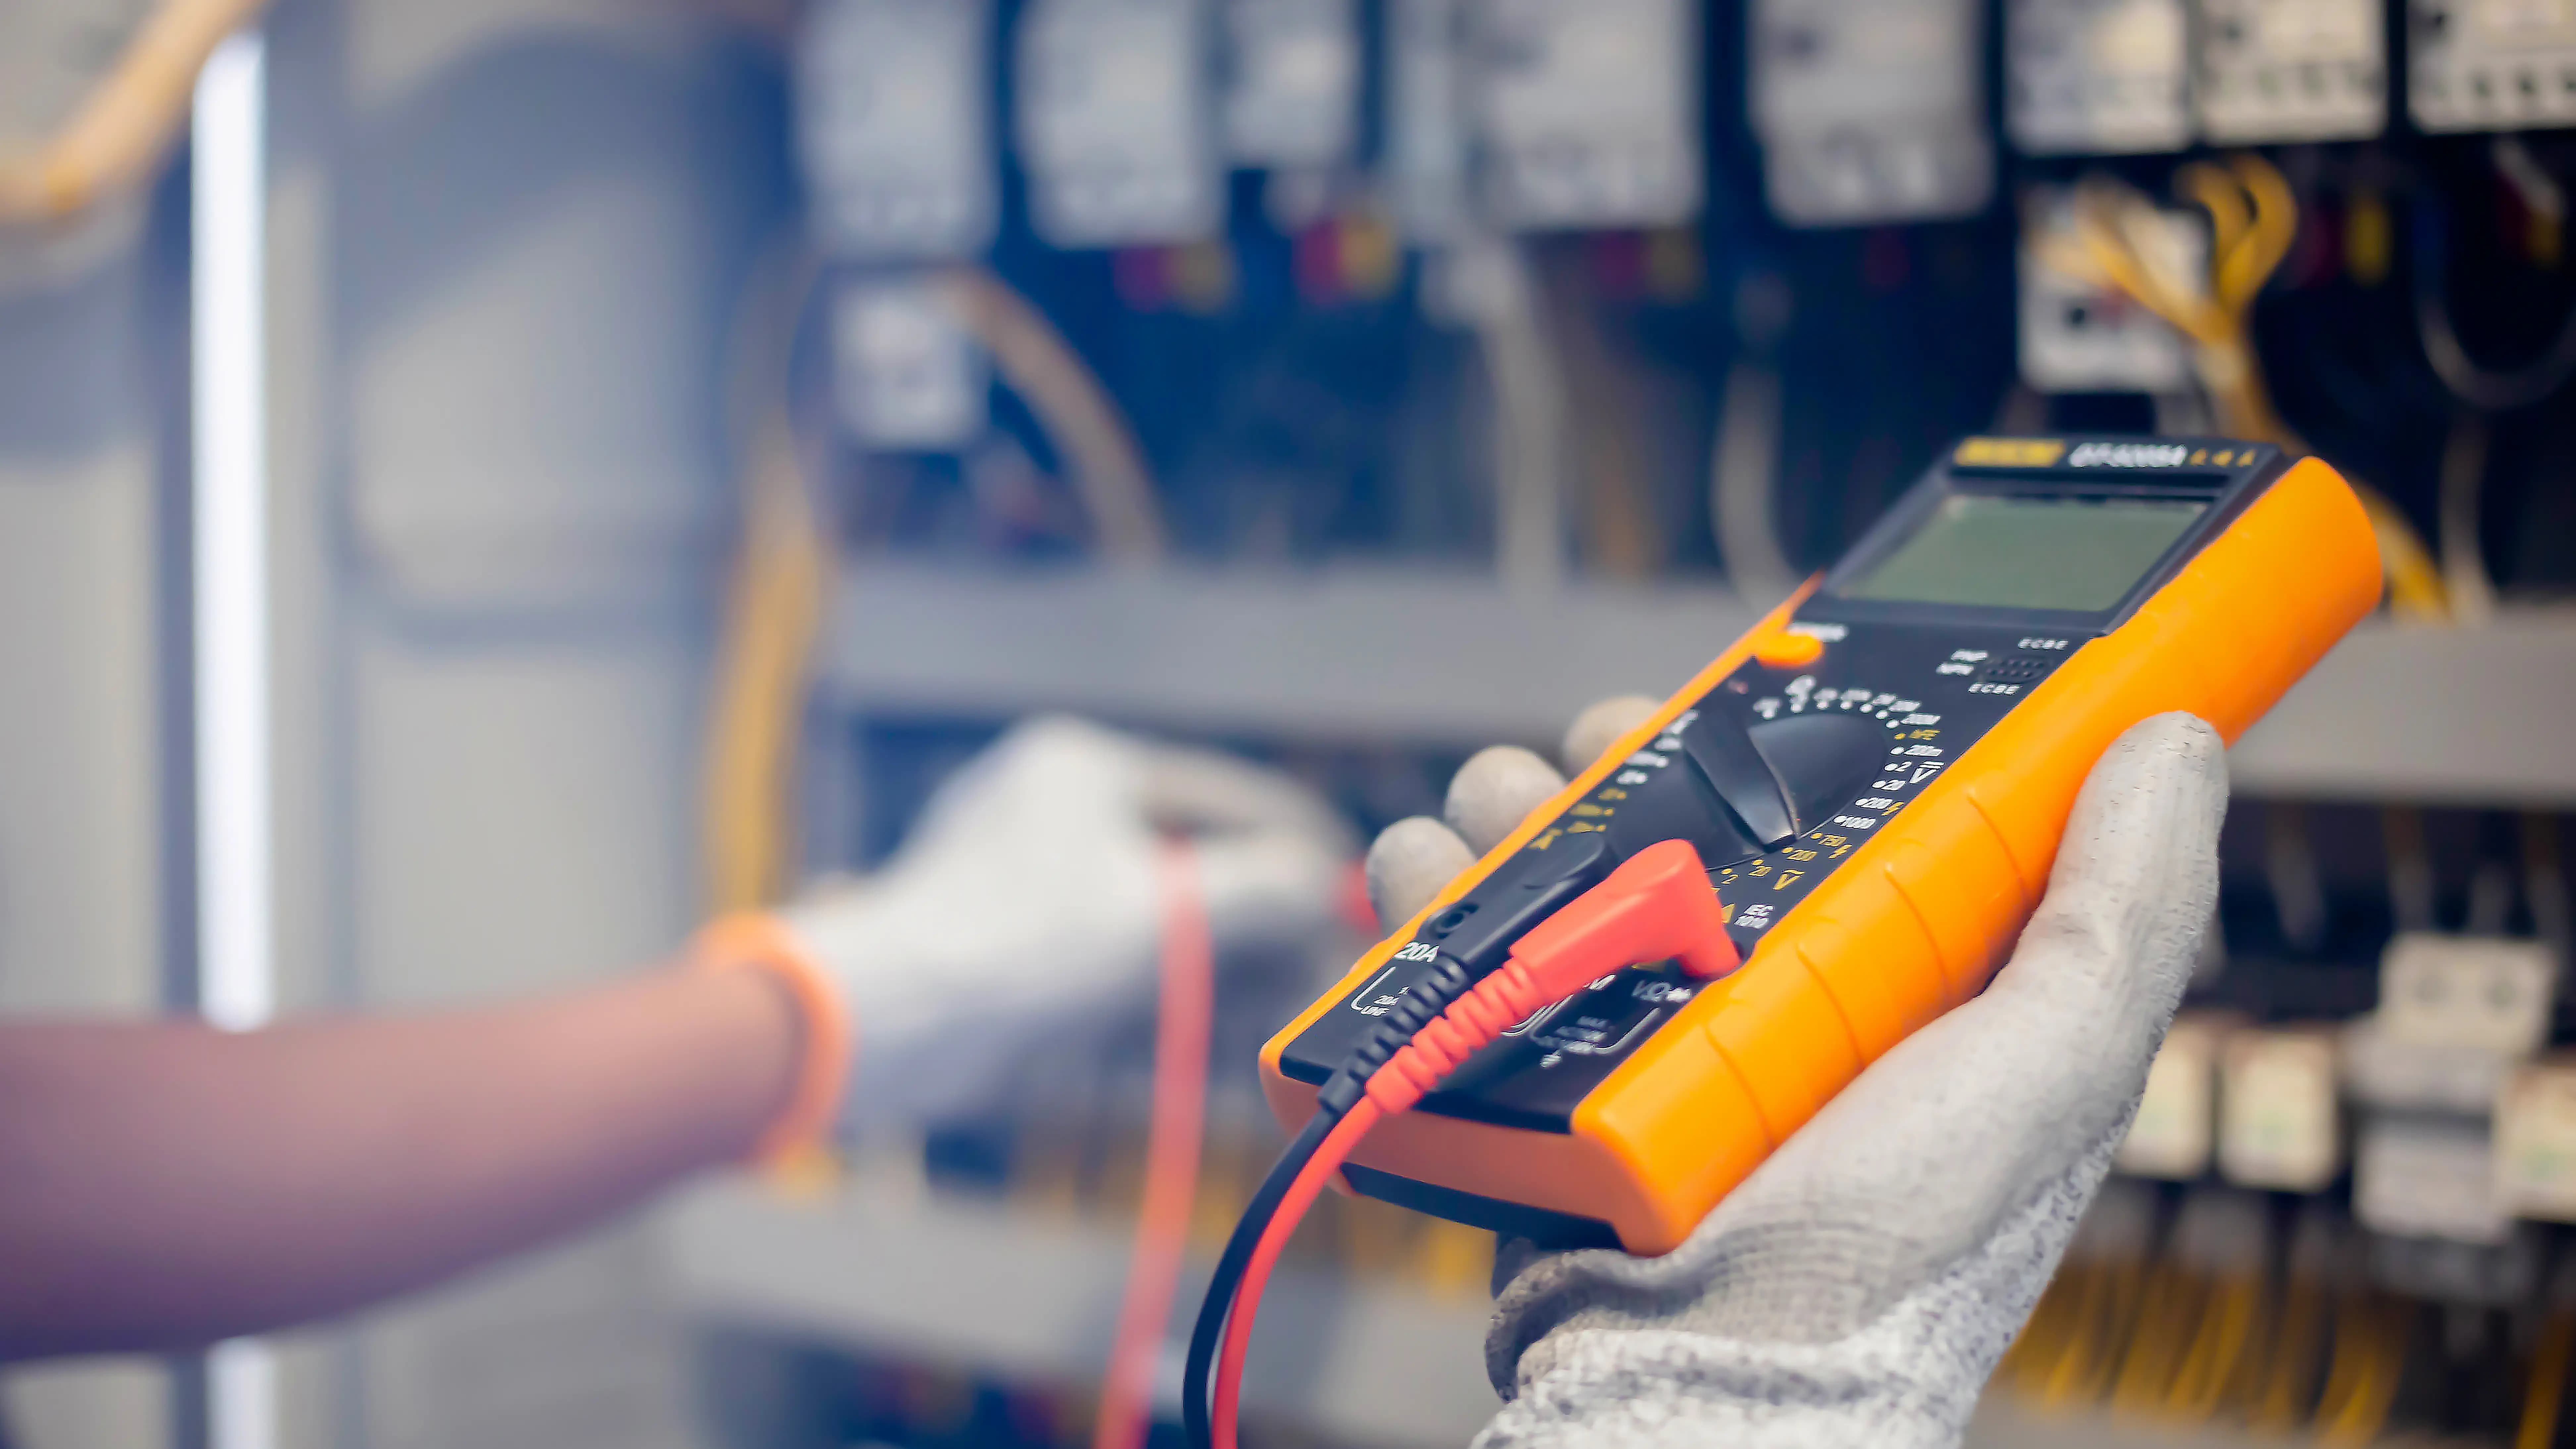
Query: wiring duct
[[2033, 153, 2449, 621], [0, 0, 274, 224]]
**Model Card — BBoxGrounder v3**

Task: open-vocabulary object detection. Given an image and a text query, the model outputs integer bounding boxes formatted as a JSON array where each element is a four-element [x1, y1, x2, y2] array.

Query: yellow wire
[[2247, 1272, 2329, 1432], [2050, 156, 2451, 622], [701, 257, 1173, 916], [703, 404, 828, 913], [2038, 1256, 2148, 1409], [2313, 1295, 2408, 1446], [0, 0, 274, 224], [935, 267, 1167, 563], [2109, 1261, 2208, 1416], [1999, 1267, 2090, 1396], [703, 247, 828, 915], [2161, 1274, 2263, 1422], [2518, 1312, 2574, 1449]]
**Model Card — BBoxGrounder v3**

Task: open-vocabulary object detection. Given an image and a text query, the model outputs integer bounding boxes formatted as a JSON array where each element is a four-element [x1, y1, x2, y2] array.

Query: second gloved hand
[[779, 716, 1355, 1130]]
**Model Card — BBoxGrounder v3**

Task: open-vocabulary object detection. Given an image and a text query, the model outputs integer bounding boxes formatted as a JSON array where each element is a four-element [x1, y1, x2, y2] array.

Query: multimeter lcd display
[[1842, 493, 2206, 611]]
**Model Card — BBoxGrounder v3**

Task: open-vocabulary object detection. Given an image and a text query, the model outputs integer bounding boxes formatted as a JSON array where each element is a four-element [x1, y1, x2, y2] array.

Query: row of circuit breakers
[[801, 0, 2576, 255]]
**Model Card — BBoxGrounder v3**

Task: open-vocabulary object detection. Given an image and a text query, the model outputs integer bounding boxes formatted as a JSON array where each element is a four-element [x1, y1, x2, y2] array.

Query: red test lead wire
[[1094, 839, 1216, 1449], [1210, 841, 1740, 1449]]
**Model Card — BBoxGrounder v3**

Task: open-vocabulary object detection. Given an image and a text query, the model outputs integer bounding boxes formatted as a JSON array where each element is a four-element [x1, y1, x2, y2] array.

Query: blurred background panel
[[1, 0, 2574, 1447]]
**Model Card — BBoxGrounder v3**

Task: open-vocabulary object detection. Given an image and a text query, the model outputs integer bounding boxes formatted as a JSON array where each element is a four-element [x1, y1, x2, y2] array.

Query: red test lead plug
[[1364, 840, 1740, 1114], [1206, 840, 1741, 1449]]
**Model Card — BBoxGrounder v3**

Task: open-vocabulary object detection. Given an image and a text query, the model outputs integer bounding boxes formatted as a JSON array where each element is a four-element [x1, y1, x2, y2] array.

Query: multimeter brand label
[[2068, 440, 2193, 468]]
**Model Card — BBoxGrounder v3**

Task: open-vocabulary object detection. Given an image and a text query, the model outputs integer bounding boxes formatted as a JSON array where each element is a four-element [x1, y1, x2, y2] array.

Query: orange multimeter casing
[[1259, 436, 2383, 1256]]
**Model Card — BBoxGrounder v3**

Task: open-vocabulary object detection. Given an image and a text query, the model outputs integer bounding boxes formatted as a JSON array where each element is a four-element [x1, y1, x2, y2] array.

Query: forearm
[[0, 967, 798, 1358]]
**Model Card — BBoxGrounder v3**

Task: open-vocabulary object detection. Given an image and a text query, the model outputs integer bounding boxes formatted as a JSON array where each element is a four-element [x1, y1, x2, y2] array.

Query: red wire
[[1206, 840, 1738, 1449], [1211, 1100, 1383, 1449], [1093, 839, 1214, 1449]]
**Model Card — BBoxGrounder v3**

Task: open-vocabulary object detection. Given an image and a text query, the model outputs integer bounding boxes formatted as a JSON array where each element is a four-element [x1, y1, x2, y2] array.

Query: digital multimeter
[[1259, 436, 2383, 1255]]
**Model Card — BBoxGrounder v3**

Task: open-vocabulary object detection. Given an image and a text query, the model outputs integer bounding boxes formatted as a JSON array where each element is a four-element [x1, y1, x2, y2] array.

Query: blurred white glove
[[780, 716, 1355, 1130], [1369, 707, 2228, 1449]]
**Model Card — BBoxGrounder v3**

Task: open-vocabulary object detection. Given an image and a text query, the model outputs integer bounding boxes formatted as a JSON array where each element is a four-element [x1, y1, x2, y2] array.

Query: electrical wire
[[934, 266, 1167, 563], [0, 0, 273, 225], [1711, 272, 1799, 607], [2246, 1268, 2328, 1432], [1092, 839, 1214, 1449], [704, 251, 829, 914], [2414, 197, 2576, 414], [1180, 1110, 1335, 1449], [2517, 1311, 2574, 1449], [1192, 841, 1737, 1449], [2438, 411, 2498, 624], [1711, 361, 1798, 606], [1213, 1101, 1383, 1449], [2034, 153, 2450, 621], [2312, 1295, 2407, 1446], [1542, 249, 1658, 581], [2108, 1257, 2207, 1416], [2160, 1273, 2263, 1421], [1435, 237, 1569, 593], [702, 254, 1171, 912]]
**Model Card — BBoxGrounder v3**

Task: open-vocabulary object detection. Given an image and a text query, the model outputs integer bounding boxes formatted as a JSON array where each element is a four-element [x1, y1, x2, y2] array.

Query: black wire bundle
[[2413, 200, 2576, 413]]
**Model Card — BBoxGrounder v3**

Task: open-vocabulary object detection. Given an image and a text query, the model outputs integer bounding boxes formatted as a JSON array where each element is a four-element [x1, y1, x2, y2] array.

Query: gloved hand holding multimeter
[[1186, 437, 2384, 1449]]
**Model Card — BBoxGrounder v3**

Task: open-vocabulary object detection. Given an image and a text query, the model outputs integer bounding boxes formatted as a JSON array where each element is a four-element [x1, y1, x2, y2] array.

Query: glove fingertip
[[1366, 816, 1476, 930], [1446, 746, 1568, 856], [1560, 695, 1662, 776]]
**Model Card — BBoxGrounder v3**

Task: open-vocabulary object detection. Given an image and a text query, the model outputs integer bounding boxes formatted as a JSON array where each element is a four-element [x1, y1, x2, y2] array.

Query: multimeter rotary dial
[[1554, 680, 1907, 881]]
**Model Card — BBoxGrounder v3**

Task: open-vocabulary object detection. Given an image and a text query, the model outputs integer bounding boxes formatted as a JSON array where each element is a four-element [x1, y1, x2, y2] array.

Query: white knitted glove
[[782, 716, 1355, 1130], [1367, 709, 2228, 1449]]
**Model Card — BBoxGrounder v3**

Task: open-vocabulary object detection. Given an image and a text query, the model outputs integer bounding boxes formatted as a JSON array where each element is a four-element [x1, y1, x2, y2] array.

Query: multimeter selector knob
[[1747, 712, 1887, 833], [1603, 709, 1885, 872]]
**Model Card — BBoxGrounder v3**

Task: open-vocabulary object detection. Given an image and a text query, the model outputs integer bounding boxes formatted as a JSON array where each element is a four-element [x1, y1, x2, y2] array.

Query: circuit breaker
[[1469, 0, 1703, 230], [2006, 0, 2191, 155], [799, 0, 999, 260], [2195, 0, 2388, 143], [1016, 0, 1224, 246], [1751, 0, 1992, 226], [2410, 0, 2576, 133], [1222, 0, 1360, 169]]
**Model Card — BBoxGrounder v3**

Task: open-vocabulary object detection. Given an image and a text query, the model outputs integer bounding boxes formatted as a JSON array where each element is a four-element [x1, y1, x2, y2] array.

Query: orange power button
[[1751, 629, 1826, 669]]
